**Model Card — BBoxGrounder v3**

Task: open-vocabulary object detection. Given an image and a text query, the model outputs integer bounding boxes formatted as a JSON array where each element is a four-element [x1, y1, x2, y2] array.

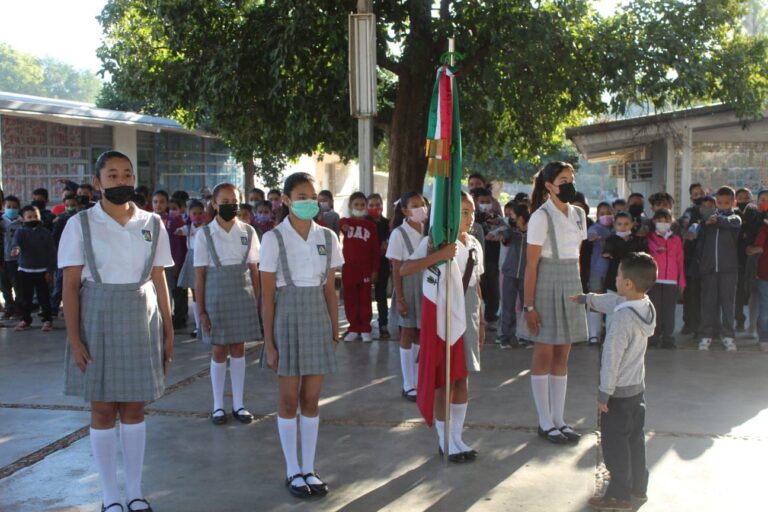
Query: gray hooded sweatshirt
[[583, 293, 656, 404]]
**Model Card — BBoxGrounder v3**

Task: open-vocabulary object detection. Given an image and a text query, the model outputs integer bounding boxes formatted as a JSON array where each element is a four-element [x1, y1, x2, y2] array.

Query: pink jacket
[[647, 231, 686, 288]]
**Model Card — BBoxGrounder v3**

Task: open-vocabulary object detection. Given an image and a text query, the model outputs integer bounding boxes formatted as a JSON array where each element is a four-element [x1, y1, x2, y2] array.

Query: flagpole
[[443, 36, 455, 467]]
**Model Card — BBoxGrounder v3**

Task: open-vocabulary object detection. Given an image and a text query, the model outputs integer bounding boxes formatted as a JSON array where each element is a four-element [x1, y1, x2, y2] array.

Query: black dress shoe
[[438, 445, 467, 463], [102, 504, 124, 512], [286, 474, 312, 499], [401, 389, 417, 402], [127, 498, 153, 512], [232, 407, 254, 424], [537, 426, 569, 444], [211, 409, 227, 425], [559, 425, 582, 443], [303, 472, 328, 497], [461, 449, 478, 461]]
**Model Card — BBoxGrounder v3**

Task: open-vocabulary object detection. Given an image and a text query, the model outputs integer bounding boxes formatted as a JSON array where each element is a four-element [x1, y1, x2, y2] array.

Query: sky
[[0, 0, 623, 73]]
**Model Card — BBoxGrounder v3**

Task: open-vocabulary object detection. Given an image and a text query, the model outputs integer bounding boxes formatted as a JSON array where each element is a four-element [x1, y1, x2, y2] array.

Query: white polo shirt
[[178, 223, 202, 250], [526, 198, 587, 259], [386, 222, 425, 261], [58, 202, 174, 284], [409, 234, 485, 288], [193, 219, 260, 268], [260, 218, 344, 287]]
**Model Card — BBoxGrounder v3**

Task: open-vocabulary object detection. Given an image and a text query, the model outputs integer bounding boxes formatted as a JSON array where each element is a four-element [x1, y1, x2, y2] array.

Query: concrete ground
[[0, 302, 767, 512]]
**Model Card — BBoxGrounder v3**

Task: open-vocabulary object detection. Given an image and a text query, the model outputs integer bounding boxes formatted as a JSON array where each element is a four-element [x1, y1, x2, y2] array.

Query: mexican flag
[[417, 62, 468, 426]]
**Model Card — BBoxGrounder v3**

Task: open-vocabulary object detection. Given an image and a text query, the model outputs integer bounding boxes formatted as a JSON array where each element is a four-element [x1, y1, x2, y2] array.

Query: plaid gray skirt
[[64, 280, 165, 402], [262, 284, 337, 376], [516, 258, 587, 344], [464, 283, 482, 372], [199, 264, 261, 345], [393, 273, 422, 329], [177, 249, 195, 289]]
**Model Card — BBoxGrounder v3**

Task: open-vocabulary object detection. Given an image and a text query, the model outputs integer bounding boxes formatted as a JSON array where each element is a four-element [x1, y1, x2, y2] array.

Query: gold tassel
[[427, 157, 451, 177], [425, 138, 450, 159]]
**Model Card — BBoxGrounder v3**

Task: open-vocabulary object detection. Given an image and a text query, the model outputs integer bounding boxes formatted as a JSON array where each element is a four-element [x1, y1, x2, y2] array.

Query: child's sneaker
[[41, 321, 53, 332], [14, 321, 31, 331], [698, 338, 712, 351], [722, 337, 737, 352], [760, 342, 768, 353], [379, 326, 390, 340], [343, 331, 360, 342], [499, 340, 512, 350], [361, 332, 372, 343], [587, 495, 632, 511]]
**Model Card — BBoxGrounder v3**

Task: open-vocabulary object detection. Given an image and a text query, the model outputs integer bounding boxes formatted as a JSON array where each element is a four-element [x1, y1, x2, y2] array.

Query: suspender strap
[[272, 229, 294, 286], [202, 225, 222, 268], [542, 207, 559, 260], [140, 216, 161, 282], [462, 247, 476, 294], [242, 224, 255, 265], [398, 225, 416, 255], [320, 229, 332, 284], [79, 211, 102, 283]]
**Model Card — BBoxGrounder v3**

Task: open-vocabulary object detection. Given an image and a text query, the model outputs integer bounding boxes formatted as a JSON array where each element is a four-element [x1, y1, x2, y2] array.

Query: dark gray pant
[[601, 393, 648, 501], [648, 283, 677, 344], [499, 275, 522, 343], [481, 263, 500, 324], [699, 272, 737, 339]]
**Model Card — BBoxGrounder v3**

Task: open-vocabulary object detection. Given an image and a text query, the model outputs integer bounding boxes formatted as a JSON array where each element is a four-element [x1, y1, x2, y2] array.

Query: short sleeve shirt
[[57, 202, 174, 284], [526, 199, 587, 259], [409, 234, 485, 288], [260, 218, 344, 287], [193, 219, 260, 268], [385, 222, 425, 261]]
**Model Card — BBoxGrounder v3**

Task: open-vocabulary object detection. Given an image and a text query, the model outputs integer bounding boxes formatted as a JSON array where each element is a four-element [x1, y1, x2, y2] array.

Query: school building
[[0, 91, 242, 202], [566, 104, 768, 214]]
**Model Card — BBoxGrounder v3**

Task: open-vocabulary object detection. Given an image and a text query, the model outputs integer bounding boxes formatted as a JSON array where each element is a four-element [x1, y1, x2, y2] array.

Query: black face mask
[[629, 204, 645, 218], [77, 195, 90, 206], [555, 182, 577, 203], [217, 203, 239, 222], [102, 185, 134, 205], [692, 197, 704, 206], [737, 201, 749, 211], [31, 200, 46, 211], [24, 220, 41, 229]]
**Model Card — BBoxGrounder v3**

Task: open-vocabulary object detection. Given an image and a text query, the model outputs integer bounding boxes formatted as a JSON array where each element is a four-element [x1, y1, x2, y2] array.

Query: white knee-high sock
[[120, 422, 147, 508], [435, 419, 461, 455], [210, 360, 226, 413], [90, 427, 120, 508], [450, 402, 471, 452], [299, 415, 320, 475], [549, 374, 568, 428], [531, 374, 555, 430], [229, 356, 246, 411], [587, 311, 602, 340], [399, 348, 413, 391], [192, 304, 201, 330], [277, 416, 301, 477], [412, 344, 420, 389]]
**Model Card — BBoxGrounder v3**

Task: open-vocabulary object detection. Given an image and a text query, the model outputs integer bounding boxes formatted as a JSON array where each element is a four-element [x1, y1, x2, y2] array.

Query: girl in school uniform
[[175, 199, 205, 336], [386, 192, 428, 402], [194, 184, 261, 426], [518, 161, 588, 445], [401, 191, 485, 462], [60, 151, 174, 512], [260, 172, 343, 499]]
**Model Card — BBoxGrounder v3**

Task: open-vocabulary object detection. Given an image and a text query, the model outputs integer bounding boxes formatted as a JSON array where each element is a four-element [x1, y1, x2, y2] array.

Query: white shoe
[[361, 332, 372, 343], [722, 337, 737, 352], [698, 338, 712, 351], [344, 332, 359, 342]]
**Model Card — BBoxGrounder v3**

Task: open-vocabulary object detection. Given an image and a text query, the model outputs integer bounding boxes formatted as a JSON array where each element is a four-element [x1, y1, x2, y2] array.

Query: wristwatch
[[523, 305, 536, 313]]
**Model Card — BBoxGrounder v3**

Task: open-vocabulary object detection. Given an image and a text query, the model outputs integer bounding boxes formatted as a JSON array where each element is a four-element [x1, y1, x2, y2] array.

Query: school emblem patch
[[317, 244, 327, 255], [241, 236, 248, 245], [141, 230, 152, 242]]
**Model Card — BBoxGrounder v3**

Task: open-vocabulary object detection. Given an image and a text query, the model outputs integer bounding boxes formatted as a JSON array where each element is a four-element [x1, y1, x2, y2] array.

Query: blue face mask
[[4, 208, 18, 219], [290, 199, 320, 220]]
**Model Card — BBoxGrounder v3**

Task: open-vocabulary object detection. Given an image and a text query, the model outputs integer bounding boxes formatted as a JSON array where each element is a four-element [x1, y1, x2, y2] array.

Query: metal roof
[[0, 91, 214, 137]]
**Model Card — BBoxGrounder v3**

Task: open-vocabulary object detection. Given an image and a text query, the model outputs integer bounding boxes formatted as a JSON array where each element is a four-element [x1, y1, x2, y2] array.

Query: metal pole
[[357, 0, 374, 195], [443, 37, 455, 466]]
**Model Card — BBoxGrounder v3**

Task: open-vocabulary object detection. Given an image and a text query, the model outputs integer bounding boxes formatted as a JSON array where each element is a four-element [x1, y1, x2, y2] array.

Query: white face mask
[[409, 206, 428, 224], [615, 230, 632, 237], [478, 203, 492, 213], [655, 222, 671, 235], [351, 208, 367, 218]]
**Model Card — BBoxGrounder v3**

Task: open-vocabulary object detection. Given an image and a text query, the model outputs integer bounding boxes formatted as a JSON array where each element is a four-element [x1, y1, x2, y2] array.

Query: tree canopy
[[0, 43, 103, 103], [97, 0, 768, 201]]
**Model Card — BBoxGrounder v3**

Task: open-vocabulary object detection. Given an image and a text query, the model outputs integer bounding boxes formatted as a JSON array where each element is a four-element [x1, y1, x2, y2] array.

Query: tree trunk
[[242, 159, 255, 192], [386, 68, 433, 212]]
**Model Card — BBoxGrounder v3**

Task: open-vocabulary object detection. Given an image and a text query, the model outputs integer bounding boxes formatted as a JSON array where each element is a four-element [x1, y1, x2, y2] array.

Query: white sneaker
[[361, 332, 372, 343], [698, 338, 712, 351], [722, 337, 737, 352], [344, 332, 359, 342]]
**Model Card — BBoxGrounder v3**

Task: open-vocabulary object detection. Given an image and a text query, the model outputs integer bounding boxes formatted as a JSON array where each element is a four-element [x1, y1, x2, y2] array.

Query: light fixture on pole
[[349, 2, 376, 195]]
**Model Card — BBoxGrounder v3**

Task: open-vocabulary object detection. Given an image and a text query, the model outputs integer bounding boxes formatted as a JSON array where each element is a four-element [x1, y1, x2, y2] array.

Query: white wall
[[113, 125, 138, 177]]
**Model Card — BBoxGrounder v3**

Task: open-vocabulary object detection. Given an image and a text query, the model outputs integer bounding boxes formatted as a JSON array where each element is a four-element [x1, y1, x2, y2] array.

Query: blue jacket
[[695, 210, 741, 274], [12, 226, 56, 272]]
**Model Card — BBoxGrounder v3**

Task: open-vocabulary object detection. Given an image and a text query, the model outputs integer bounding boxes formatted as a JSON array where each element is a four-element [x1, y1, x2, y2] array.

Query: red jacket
[[339, 217, 380, 278], [647, 231, 686, 288], [754, 225, 768, 281]]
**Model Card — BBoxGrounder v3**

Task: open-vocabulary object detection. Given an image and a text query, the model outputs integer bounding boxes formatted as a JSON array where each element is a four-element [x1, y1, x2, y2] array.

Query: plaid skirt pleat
[[464, 283, 482, 372], [265, 285, 337, 377], [516, 258, 587, 344], [199, 264, 261, 345], [64, 281, 165, 402], [396, 272, 422, 328], [177, 249, 195, 289]]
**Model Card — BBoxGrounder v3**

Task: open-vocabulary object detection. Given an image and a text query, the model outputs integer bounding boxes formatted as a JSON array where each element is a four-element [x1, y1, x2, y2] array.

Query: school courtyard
[[0, 304, 766, 512]]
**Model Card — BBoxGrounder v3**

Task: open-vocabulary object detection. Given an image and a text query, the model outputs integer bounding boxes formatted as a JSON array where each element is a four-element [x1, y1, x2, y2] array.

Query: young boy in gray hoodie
[[572, 252, 657, 512]]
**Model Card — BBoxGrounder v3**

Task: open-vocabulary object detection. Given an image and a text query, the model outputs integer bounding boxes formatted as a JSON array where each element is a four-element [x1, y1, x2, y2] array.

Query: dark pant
[[700, 272, 737, 339], [481, 263, 500, 324], [682, 275, 700, 333], [50, 268, 63, 314], [0, 260, 18, 312], [735, 254, 759, 327], [172, 286, 189, 326], [500, 275, 522, 343], [601, 393, 649, 501], [17, 271, 52, 324], [374, 257, 390, 327], [648, 283, 677, 344]]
